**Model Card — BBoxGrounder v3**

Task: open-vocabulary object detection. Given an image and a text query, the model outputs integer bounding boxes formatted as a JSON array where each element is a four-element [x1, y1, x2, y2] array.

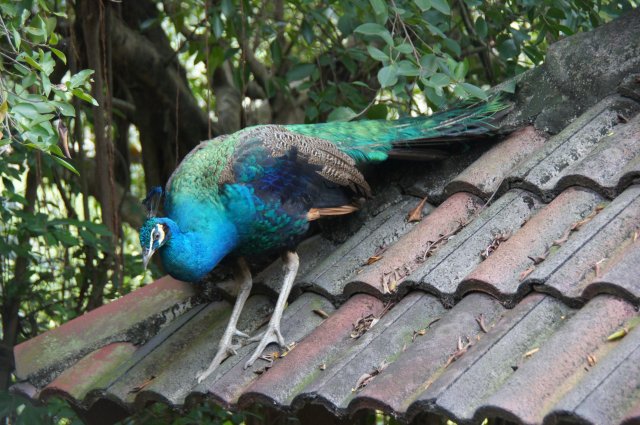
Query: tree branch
[[109, 13, 216, 145]]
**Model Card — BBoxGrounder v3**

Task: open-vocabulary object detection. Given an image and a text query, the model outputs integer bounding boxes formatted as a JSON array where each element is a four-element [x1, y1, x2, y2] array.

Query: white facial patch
[[148, 228, 156, 253], [149, 224, 165, 252]]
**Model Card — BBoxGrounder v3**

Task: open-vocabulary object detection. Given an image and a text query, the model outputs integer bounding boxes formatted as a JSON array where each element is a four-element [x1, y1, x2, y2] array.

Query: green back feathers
[[285, 96, 510, 163], [166, 133, 237, 203]]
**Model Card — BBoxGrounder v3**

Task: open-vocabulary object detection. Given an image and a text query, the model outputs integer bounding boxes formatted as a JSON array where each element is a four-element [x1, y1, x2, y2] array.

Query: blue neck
[[158, 212, 238, 282]]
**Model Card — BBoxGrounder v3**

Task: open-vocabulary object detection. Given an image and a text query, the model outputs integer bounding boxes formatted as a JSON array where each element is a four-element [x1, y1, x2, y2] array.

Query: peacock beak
[[142, 247, 155, 270]]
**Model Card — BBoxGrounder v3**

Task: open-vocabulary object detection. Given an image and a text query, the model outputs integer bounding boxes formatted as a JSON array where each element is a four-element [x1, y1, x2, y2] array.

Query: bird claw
[[235, 329, 250, 339], [196, 328, 246, 383], [244, 324, 285, 369]]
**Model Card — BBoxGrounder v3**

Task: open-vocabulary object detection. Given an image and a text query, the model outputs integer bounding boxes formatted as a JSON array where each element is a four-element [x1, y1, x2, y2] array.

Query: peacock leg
[[244, 251, 299, 369], [196, 257, 252, 383]]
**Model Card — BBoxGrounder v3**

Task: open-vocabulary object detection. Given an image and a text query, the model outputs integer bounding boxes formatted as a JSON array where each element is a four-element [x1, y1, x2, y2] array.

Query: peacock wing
[[231, 125, 371, 198]]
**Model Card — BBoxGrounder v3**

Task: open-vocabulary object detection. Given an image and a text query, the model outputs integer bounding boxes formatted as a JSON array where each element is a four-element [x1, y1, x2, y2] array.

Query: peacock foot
[[243, 322, 286, 369], [196, 328, 249, 383]]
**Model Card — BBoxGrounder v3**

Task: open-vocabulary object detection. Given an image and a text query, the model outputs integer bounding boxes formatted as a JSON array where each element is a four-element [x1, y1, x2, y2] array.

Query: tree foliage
[[0, 0, 635, 423]]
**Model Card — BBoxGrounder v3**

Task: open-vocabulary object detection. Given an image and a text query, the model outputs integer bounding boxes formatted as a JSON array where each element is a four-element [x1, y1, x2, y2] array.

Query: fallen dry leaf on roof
[[476, 314, 488, 333], [519, 265, 536, 282], [366, 255, 382, 265], [571, 209, 599, 231], [553, 228, 571, 246], [412, 328, 426, 342], [351, 314, 380, 339], [528, 253, 547, 265], [444, 336, 472, 368], [407, 197, 428, 222], [129, 375, 156, 394], [481, 232, 511, 259], [313, 309, 330, 319], [352, 360, 389, 392], [417, 223, 465, 263], [351, 303, 394, 338]]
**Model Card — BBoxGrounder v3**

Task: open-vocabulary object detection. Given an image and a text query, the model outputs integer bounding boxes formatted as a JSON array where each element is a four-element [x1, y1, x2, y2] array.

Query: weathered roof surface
[[11, 9, 640, 425]]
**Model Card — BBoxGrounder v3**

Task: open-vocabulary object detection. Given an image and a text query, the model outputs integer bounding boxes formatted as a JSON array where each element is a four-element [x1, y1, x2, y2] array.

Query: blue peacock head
[[139, 217, 171, 269]]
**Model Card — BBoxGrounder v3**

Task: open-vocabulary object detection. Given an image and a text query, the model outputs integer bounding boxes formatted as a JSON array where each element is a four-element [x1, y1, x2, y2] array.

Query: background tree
[[0, 0, 636, 422]]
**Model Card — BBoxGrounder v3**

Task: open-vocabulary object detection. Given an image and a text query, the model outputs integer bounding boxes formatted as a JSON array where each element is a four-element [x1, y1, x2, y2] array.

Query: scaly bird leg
[[196, 258, 252, 383], [244, 251, 299, 369]]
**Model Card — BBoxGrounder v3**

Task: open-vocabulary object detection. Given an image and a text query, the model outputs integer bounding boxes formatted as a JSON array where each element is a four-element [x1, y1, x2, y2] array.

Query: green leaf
[[475, 17, 488, 38], [394, 42, 413, 55], [328, 107, 356, 122], [429, 73, 450, 87], [547, 7, 565, 19], [454, 60, 469, 80], [221, 0, 233, 17], [12, 27, 21, 50], [497, 39, 518, 59], [71, 88, 98, 106], [270, 41, 282, 67], [28, 113, 55, 127], [397, 60, 420, 76], [69, 69, 94, 89], [11, 103, 41, 120], [286, 63, 316, 82], [460, 82, 487, 100], [301, 20, 314, 44], [442, 37, 461, 56], [366, 104, 388, 120], [370, 0, 386, 15], [423, 86, 445, 108], [211, 14, 223, 38], [42, 73, 51, 97], [50, 154, 79, 175], [557, 25, 575, 36], [21, 54, 44, 72], [426, 23, 446, 38], [354, 23, 393, 46], [431, 0, 451, 15], [420, 54, 437, 74], [414, 0, 431, 11], [50, 47, 66, 64], [377, 65, 398, 88], [366, 45, 389, 62], [370, 0, 388, 21]]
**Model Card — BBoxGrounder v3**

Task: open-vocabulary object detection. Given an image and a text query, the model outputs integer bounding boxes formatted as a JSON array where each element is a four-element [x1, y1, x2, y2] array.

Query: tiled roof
[[11, 10, 640, 425]]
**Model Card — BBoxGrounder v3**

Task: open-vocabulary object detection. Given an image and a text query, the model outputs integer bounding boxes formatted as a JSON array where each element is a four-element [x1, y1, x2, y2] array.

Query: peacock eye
[[153, 232, 160, 240]]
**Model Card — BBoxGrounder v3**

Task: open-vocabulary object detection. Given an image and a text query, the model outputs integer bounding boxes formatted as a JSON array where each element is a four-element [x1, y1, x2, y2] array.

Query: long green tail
[[285, 96, 510, 163]]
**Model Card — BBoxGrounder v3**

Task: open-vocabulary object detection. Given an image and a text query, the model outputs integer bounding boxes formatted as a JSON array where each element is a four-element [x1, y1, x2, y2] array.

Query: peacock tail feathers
[[284, 95, 510, 163]]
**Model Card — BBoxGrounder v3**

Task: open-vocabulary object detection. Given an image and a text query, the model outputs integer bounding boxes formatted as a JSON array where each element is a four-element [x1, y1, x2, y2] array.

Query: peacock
[[139, 97, 509, 382]]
